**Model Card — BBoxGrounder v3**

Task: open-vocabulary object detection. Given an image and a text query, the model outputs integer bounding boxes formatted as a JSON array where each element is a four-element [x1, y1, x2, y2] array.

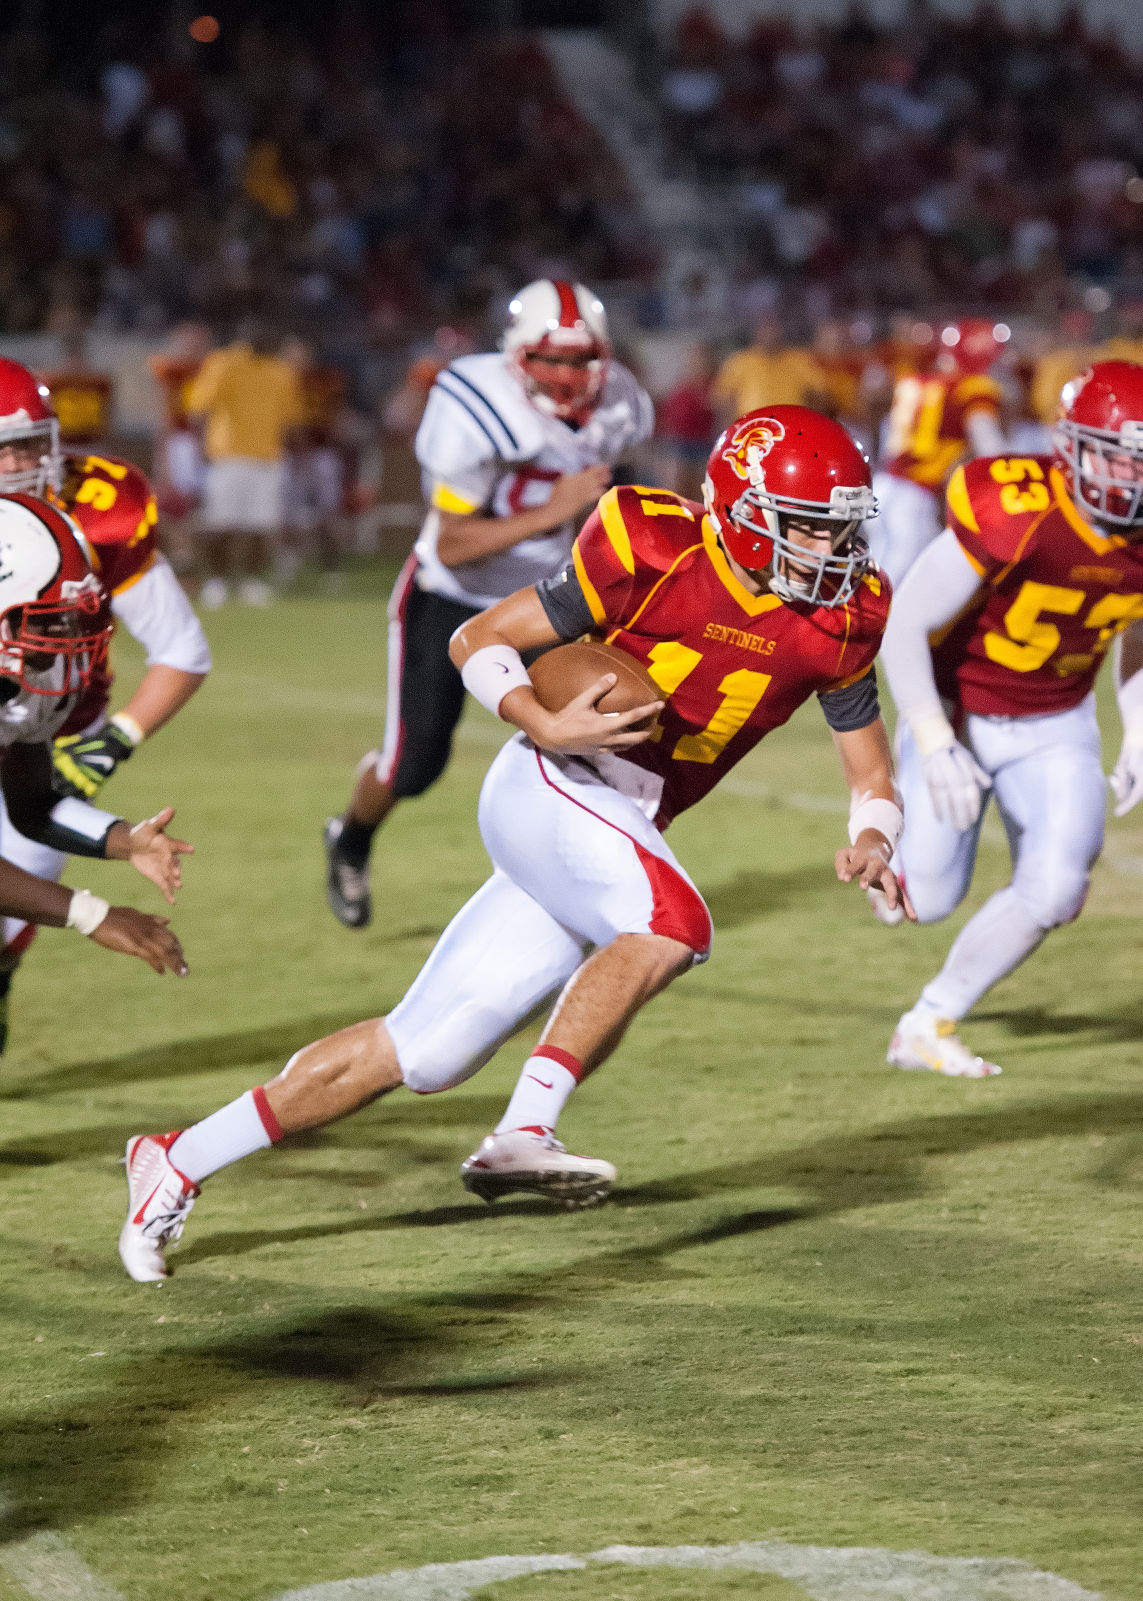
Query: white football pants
[[0, 786, 67, 957], [388, 734, 712, 1094], [897, 695, 1106, 1019], [865, 472, 944, 588]]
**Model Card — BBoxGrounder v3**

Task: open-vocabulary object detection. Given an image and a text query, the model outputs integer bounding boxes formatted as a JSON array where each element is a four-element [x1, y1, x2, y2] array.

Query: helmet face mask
[[0, 586, 108, 695], [1054, 362, 1143, 534], [704, 407, 877, 608]]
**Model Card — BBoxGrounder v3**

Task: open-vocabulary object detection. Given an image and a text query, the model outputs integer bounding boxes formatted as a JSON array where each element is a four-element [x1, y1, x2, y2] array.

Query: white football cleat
[[118, 1133, 199, 1282], [461, 1129, 617, 1210], [887, 1011, 1001, 1078], [866, 884, 906, 926]]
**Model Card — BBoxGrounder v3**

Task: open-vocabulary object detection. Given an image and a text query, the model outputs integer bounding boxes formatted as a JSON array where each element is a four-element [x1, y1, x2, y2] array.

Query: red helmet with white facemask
[[703, 406, 877, 608], [502, 279, 611, 424], [0, 495, 110, 698], [0, 359, 61, 495], [937, 318, 1010, 377], [1054, 359, 1143, 532]]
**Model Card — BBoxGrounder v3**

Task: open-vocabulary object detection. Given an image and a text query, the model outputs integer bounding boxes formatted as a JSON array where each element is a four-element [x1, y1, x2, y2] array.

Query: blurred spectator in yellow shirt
[[186, 318, 305, 607], [711, 315, 826, 427]]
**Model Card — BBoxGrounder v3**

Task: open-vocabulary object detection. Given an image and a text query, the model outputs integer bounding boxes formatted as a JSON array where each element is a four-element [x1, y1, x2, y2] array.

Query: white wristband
[[66, 888, 111, 937], [110, 712, 145, 747], [909, 709, 957, 758], [460, 644, 533, 718], [848, 797, 904, 851]]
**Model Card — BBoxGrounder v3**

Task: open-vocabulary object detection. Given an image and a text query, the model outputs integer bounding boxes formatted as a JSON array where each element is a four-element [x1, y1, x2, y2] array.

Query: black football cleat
[[323, 818, 372, 929]]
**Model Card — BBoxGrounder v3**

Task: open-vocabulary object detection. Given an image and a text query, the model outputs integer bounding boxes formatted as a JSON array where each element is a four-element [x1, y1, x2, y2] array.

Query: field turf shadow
[[0, 1308, 577, 1542]]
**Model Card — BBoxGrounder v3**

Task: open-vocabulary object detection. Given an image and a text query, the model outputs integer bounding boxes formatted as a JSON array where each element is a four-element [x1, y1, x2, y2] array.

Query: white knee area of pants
[[903, 871, 970, 925], [386, 870, 585, 1096], [1010, 860, 1090, 930]]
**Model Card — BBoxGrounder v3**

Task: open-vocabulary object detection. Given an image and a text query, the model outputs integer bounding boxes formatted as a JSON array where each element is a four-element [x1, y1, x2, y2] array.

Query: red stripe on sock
[[531, 1044, 585, 1083], [252, 1085, 283, 1143]]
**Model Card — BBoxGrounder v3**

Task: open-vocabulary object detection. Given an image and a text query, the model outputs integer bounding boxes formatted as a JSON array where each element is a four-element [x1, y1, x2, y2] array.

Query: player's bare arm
[[436, 463, 611, 567], [0, 743, 192, 904], [831, 718, 916, 919], [0, 853, 186, 974], [449, 586, 662, 754]]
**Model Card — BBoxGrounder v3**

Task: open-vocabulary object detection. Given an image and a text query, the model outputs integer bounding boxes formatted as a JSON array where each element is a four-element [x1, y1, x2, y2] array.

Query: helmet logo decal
[[721, 416, 786, 486]]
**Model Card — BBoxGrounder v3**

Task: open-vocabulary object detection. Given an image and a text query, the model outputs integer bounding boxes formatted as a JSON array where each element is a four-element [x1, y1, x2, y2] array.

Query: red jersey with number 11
[[572, 485, 891, 829], [934, 454, 1143, 717]]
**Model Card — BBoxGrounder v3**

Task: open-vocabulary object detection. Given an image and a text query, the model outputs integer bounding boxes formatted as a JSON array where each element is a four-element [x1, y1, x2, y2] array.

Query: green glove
[[52, 717, 139, 800]]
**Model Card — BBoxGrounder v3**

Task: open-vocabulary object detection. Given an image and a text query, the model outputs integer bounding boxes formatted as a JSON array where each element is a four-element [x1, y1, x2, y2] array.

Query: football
[[528, 639, 662, 727]]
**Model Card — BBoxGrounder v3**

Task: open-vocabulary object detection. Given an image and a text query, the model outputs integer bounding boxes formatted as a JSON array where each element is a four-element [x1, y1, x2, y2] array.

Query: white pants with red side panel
[[388, 734, 712, 1095], [865, 472, 944, 589]]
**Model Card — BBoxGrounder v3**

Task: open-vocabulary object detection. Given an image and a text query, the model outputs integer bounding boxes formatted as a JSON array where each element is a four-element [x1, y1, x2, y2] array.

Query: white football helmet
[[0, 494, 109, 709], [502, 279, 611, 423]]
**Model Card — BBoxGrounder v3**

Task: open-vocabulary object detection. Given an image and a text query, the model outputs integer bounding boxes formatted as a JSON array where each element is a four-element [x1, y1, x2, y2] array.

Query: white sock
[[915, 886, 1047, 1022], [495, 1047, 583, 1136], [168, 1088, 281, 1184]]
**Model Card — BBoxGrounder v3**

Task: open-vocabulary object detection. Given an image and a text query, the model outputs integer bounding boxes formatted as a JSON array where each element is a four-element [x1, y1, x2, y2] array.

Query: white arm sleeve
[[965, 408, 1006, 459], [110, 555, 212, 674], [881, 528, 984, 728]]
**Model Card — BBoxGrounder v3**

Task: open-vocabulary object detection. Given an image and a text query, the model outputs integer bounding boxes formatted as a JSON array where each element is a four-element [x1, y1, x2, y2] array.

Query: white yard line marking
[[269, 1538, 1104, 1601], [0, 1531, 125, 1600]]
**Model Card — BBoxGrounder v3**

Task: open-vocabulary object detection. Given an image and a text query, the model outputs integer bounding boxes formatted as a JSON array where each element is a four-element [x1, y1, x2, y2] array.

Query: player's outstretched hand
[[1110, 737, 1143, 817], [91, 907, 188, 975], [126, 807, 193, 904], [835, 837, 917, 921], [533, 674, 663, 756], [921, 742, 991, 830]]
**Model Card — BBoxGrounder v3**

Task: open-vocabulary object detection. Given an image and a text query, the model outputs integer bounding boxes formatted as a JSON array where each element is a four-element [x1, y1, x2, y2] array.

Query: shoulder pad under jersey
[[60, 453, 156, 550], [945, 454, 1055, 575]]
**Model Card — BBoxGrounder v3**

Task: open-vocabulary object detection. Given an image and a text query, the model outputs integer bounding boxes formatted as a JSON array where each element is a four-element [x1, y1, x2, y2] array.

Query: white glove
[[1110, 735, 1143, 817], [922, 741, 992, 830]]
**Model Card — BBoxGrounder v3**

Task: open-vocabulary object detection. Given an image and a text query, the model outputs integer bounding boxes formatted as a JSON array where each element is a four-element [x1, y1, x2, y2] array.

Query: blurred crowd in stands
[[653, 4, 1143, 324], [1, 2, 1141, 586]]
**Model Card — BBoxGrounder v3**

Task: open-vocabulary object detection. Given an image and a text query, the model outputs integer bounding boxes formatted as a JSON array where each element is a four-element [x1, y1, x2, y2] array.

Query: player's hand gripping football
[[51, 723, 136, 800], [523, 674, 663, 756], [124, 807, 193, 904], [835, 833, 916, 920], [90, 907, 188, 976]]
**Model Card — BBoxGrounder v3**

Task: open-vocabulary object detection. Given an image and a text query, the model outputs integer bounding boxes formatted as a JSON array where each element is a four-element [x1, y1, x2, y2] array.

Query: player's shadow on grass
[[0, 1011, 383, 1101], [700, 863, 840, 929], [974, 999, 1143, 1044], [0, 1307, 577, 1543]]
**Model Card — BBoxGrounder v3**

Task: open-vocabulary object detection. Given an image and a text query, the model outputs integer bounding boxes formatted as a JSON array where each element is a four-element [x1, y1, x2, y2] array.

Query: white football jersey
[[0, 667, 76, 747], [413, 352, 654, 609]]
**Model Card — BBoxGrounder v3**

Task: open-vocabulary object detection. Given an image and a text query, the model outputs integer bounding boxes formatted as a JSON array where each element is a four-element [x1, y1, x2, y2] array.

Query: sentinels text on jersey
[[933, 454, 1143, 716], [557, 484, 891, 828]]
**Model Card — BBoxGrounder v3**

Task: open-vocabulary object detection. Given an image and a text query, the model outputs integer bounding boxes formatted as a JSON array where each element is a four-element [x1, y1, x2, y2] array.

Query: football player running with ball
[[0, 359, 209, 1042], [119, 407, 910, 1282], [880, 360, 1143, 1077], [323, 280, 653, 928]]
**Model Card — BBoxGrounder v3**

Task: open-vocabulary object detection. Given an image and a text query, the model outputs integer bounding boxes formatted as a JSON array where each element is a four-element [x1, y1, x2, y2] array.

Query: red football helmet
[[0, 495, 110, 697], [703, 406, 876, 608], [0, 358, 61, 495], [1054, 360, 1143, 531], [502, 279, 611, 423], [938, 318, 1010, 376]]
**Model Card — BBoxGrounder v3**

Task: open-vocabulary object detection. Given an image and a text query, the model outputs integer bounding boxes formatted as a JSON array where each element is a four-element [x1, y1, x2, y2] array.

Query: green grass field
[[1, 564, 1141, 1600]]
